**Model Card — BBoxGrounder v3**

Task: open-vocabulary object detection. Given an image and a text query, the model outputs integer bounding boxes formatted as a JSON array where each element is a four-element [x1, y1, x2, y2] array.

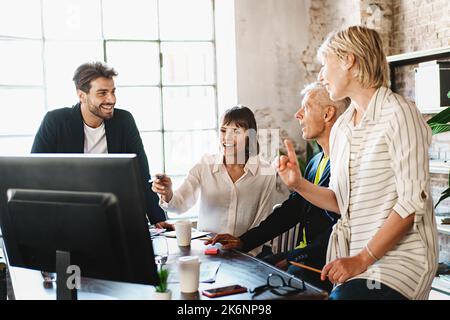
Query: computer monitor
[[5, 189, 133, 282], [0, 154, 159, 287]]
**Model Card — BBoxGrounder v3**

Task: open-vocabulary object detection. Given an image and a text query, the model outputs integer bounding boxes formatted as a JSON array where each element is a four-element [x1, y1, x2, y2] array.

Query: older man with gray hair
[[206, 82, 350, 292]]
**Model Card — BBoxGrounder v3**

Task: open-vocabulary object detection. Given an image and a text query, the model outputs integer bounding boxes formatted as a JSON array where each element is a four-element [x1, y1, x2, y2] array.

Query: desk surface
[[6, 237, 327, 300]]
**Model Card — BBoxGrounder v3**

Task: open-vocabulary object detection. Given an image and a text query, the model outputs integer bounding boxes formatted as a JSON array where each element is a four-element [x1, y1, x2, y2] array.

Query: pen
[[149, 174, 166, 183], [289, 261, 322, 274]]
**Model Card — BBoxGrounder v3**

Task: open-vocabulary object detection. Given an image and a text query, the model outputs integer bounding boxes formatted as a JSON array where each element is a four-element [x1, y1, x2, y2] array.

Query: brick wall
[[360, 0, 394, 55], [391, 0, 450, 103], [392, 0, 450, 55], [301, 0, 395, 83], [301, 0, 360, 84]]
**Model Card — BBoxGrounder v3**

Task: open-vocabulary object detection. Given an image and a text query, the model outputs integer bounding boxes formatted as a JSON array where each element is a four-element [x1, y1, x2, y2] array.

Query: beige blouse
[[160, 154, 278, 238]]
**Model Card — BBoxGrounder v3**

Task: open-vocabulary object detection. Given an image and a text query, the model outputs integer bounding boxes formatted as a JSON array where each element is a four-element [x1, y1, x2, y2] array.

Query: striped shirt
[[327, 86, 438, 300]]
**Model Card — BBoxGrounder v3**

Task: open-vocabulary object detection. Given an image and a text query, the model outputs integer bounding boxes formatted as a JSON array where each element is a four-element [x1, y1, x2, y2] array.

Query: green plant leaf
[[427, 106, 450, 126], [298, 156, 306, 176], [155, 267, 169, 292], [306, 140, 321, 162], [429, 123, 450, 135], [447, 91, 450, 100], [434, 186, 450, 208]]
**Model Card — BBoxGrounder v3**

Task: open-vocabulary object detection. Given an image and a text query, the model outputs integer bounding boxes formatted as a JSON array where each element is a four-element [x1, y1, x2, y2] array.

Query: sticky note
[[204, 248, 219, 255]]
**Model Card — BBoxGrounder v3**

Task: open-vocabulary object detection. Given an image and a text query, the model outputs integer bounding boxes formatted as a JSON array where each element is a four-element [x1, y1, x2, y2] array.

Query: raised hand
[[151, 174, 174, 203], [204, 233, 243, 250], [273, 139, 303, 191]]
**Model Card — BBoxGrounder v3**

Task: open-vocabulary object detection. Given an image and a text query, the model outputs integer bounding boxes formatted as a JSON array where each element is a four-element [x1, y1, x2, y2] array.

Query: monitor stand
[[56, 250, 78, 300]]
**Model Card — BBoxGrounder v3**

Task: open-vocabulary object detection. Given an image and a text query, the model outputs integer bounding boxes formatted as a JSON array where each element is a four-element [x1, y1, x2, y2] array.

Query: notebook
[[162, 229, 212, 240]]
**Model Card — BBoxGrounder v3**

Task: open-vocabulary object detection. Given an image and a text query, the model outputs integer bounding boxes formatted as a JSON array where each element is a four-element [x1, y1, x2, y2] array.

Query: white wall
[[233, 0, 311, 156], [215, 0, 238, 117]]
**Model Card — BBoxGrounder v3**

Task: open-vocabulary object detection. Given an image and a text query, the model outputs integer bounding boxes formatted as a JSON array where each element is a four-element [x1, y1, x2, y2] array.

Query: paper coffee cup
[[178, 256, 200, 293], [175, 220, 192, 246]]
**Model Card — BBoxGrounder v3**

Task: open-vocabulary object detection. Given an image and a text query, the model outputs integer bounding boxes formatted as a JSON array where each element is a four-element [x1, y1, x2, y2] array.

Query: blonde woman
[[275, 26, 438, 300]]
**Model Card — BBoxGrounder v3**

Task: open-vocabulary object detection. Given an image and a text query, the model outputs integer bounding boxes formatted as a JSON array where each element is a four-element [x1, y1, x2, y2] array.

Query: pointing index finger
[[284, 139, 298, 165]]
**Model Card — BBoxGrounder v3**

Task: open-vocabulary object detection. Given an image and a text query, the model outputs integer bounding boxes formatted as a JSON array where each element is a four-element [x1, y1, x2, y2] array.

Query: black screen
[[0, 154, 159, 285]]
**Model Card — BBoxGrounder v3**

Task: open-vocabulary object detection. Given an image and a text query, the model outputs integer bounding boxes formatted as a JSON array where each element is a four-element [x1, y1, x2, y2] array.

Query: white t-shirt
[[83, 122, 108, 154]]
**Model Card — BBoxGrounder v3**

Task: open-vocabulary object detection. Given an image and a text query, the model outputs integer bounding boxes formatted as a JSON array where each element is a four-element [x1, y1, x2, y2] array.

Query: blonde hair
[[318, 25, 389, 89], [301, 82, 351, 118]]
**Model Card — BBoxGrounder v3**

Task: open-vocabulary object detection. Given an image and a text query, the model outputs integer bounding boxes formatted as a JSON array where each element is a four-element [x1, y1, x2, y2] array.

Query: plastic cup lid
[[176, 220, 191, 225], [178, 256, 199, 264]]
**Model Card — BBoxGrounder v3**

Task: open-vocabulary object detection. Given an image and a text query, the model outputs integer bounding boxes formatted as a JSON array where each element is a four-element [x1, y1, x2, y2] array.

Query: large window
[[0, 0, 219, 218]]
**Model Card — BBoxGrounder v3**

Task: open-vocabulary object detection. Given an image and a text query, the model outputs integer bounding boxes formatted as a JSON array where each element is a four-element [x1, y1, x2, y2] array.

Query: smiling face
[[295, 92, 327, 141], [219, 121, 248, 159], [219, 121, 247, 157], [318, 52, 352, 101], [78, 77, 116, 121]]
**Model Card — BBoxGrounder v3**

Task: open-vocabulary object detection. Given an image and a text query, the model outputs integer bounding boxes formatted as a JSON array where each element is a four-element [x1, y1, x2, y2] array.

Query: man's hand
[[155, 221, 174, 231], [273, 139, 304, 191], [275, 259, 288, 270], [204, 233, 243, 250], [151, 174, 174, 203]]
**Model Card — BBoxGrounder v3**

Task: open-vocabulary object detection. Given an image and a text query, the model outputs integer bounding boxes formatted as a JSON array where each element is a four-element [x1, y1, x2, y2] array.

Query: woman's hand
[[321, 251, 374, 284], [151, 174, 173, 203], [274, 139, 304, 191]]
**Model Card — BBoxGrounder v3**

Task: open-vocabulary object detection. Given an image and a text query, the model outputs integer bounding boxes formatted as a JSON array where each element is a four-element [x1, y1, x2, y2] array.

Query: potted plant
[[152, 266, 171, 300], [427, 90, 450, 208]]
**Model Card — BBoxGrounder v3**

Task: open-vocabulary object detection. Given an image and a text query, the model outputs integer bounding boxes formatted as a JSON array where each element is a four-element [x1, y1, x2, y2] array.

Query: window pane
[[106, 41, 160, 85], [140, 132, 163, 175], [161, 42, 214, 85], [45, 41, 104, 109], [0, 0, 42, 38], [43, 0, 102, 40], [159, 0, 213, 40], [102, 0, 158, 40], [117, 87, 161, 131], [166, 175, 200, 219], [164, 130, 217, 175], [0, 88, 45, 135], [0, 137, 35, 155], [163, 86, 215, 130], [0, 40, 43, 86]]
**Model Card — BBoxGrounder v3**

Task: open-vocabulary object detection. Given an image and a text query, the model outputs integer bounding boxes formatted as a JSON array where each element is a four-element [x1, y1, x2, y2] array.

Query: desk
[[5, 237, 327, 300]]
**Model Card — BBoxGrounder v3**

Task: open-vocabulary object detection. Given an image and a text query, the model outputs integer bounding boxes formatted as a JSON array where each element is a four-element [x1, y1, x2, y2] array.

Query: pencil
[[197, 237, 212, 241], [289, 261, 322, 274]]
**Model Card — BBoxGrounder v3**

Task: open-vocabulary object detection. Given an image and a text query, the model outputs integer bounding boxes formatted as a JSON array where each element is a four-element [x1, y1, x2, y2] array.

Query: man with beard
[[31, 61, 171, 228]]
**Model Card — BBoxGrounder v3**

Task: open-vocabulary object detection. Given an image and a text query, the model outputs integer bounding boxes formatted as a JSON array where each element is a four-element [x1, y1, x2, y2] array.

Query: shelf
[[387, 46, 450, 93], [436, 217, 450, 236], [387, 46, 450, 67], [432, 276, 450, 297], [438, 223, 450, 236], [421, 107, 449, 115], [430, 160, 450, 174]]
